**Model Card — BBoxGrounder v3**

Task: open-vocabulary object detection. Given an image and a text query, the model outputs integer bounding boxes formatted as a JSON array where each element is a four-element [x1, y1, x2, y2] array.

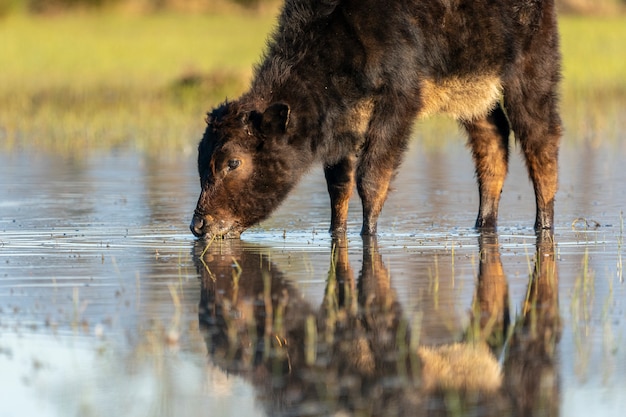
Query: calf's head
[[190, 101, 297, 239]]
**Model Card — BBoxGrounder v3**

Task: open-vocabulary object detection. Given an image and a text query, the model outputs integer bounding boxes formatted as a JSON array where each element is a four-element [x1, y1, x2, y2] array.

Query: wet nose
[[190, 215, 205, 237]]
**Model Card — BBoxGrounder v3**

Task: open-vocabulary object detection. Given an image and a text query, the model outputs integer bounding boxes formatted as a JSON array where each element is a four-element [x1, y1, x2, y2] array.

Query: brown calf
[[190, 0, 561, 238]]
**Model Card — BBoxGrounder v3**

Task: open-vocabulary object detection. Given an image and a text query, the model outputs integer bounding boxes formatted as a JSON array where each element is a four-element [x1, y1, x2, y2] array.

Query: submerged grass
[[0, 12, 624, 153]]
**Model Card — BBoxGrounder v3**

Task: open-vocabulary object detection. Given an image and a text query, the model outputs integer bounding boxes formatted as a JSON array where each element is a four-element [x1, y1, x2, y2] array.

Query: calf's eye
[[227, 159, 241, 171]]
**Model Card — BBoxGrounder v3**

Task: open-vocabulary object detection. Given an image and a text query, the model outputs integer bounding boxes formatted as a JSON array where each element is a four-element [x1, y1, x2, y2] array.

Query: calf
[[190, 0, 561, 239]]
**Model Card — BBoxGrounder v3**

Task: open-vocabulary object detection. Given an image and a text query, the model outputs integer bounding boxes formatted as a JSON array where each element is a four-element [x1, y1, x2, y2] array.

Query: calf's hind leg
[[508, 105, 560, 231], [505, 77, 561, 230], [464, 103, 511, 230]]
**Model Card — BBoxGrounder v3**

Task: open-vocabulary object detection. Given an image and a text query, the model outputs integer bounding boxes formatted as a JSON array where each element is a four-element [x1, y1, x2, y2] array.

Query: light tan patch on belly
[[418, 75, 502, 121]]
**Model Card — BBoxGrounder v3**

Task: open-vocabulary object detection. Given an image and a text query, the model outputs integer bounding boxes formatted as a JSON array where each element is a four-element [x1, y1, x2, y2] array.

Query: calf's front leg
[[356, 133, 409, 236], [356, 165, 394, 236], [324, 156, 356, 237]]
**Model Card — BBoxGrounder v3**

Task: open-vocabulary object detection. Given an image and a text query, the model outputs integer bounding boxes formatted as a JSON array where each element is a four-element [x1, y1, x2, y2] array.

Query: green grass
[[561, 16, 626, 93], [0, 11, 276, 153], [0, 12, 624, 153], [559, 16, 626, 142], [1, 12, 273, 89]]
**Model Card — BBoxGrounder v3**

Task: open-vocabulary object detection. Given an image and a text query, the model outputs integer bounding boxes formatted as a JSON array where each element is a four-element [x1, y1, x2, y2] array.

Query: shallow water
[[1, 134, 626, 416]]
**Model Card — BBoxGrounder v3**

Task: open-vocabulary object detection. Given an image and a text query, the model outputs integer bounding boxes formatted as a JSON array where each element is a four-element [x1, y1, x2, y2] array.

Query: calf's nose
[[190, 215, 205, 237]]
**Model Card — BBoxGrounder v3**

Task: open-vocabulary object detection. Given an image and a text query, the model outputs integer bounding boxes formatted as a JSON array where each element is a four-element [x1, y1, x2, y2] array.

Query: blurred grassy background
[[0, 0, 625, 154]]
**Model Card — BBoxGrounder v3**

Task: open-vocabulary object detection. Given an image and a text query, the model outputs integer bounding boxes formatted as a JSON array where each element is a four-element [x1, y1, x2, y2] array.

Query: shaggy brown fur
[[191, 0, 562, 238]]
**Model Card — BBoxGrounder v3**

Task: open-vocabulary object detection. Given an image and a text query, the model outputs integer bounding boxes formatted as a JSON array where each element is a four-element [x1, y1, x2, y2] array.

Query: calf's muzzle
[[190, 213, 210, 238]]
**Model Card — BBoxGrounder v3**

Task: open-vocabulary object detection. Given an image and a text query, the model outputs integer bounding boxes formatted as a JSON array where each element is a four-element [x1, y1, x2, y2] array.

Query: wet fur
[[191, 0, 561, 237]]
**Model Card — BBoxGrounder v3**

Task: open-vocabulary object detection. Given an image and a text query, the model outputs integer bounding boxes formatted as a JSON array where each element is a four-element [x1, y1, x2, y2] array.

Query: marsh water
[[2, 128, 626, 416]]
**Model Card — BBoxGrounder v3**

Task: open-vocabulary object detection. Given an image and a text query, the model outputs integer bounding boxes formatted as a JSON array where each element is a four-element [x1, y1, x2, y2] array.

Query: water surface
[[1, 133, 626, 416]]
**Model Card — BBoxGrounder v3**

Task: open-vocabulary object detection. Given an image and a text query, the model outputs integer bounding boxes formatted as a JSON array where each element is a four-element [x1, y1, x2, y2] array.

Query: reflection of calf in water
[[503, 231, 561, 416], [195, 232, 560, 416]]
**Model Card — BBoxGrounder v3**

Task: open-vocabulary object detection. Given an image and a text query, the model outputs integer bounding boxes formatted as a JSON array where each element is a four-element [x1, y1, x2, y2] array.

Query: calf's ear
[[260, 103, 290, 137]]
